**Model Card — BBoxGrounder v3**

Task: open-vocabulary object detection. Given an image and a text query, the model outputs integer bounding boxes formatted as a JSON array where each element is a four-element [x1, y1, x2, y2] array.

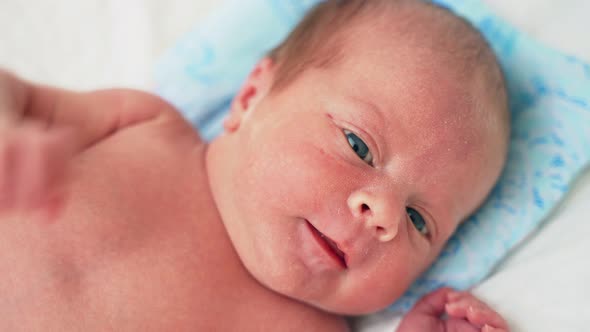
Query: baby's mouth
[[305, 220, 348, 269]]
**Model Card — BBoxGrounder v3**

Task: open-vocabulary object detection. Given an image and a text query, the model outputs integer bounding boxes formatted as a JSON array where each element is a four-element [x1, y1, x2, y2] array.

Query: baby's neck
[[204, 136, 240, 250]]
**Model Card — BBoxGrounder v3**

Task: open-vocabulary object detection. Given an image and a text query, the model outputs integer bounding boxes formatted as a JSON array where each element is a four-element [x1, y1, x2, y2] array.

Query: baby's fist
[[397, 288, 509, 332], [0, 120, 74, 218]]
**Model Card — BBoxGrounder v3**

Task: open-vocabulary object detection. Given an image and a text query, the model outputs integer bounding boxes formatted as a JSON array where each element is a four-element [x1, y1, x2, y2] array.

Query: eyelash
[[406, 207, 430, 238], [343, 129, 374, 166]]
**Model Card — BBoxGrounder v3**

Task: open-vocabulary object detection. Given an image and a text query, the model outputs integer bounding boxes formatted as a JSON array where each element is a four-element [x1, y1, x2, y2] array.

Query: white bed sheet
[[1, 1, 589, 331]]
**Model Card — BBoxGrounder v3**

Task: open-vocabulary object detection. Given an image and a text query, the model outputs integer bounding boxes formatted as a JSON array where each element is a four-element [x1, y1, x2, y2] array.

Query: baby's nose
[[347, 190, 401, 242]]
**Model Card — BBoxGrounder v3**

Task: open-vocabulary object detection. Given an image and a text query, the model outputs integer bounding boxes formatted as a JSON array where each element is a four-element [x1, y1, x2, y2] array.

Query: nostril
[[361, 203, 370, 213]]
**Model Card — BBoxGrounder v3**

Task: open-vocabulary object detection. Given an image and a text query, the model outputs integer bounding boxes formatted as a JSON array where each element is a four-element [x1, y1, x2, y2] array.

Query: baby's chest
[[0, 127, 215, 330], [57, 122, 210, 251], [0, 127, 345, 331]]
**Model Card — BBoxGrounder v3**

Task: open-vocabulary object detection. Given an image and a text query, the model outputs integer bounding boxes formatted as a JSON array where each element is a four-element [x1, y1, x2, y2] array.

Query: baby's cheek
[[253, 141, 353, 216], [337, 249, 418, 312]]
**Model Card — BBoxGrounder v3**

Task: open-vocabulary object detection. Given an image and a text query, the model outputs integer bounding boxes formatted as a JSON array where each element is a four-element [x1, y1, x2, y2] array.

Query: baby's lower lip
[[305, 220, 348, 269]]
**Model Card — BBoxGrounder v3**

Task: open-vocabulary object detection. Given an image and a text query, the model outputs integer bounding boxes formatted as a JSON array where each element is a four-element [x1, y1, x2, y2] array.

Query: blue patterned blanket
[[154, 0, 590, 312]]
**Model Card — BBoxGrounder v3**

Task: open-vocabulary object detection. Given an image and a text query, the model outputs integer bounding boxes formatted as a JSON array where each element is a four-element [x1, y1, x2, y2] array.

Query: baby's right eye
[[343, 129, 373, 166]]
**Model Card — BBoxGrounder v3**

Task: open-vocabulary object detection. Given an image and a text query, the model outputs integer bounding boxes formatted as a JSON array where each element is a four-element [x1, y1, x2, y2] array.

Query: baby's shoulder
[[82, 88, 203, 146], [115, 89, 204, 142]]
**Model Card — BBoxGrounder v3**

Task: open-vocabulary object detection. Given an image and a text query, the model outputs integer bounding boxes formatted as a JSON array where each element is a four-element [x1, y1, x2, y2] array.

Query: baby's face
[[211, 25, 505, 315]]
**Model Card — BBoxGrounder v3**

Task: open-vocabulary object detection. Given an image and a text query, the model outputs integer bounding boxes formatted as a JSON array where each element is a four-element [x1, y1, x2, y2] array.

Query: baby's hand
[[0, 118, 74, 219], [397, 287, 509, 332]]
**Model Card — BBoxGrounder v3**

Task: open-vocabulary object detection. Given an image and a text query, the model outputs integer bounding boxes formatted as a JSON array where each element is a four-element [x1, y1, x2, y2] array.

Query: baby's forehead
[[331, 65, 491, 162], [289, 1, 506, 159], [337, 3, 495, 81]]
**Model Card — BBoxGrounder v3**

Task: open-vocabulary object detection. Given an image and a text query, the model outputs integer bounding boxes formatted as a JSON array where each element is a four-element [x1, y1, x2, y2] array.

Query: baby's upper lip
[[305, 220, 348, 269]]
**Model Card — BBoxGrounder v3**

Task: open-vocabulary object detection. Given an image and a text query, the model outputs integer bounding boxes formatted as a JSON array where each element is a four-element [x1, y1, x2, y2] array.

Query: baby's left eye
[[343, 129, 373, 165], [407, 207, 429, 237]]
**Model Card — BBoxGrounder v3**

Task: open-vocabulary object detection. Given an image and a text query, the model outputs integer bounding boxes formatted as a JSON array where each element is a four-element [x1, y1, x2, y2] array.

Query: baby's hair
[[267, 0, 509, 146]]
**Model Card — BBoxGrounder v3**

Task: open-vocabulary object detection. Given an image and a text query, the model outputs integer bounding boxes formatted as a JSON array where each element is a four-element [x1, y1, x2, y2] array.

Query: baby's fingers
[[15, 128, 68, 207], [410, 287, 454, 316], [0, 136, 18, 209], [0, 123, 73, 216], [446, 292, 508, 330]]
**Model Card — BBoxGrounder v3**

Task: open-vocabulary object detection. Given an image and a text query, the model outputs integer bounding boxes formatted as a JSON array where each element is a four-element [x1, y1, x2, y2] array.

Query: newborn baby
[[0, 0, 510, 331]]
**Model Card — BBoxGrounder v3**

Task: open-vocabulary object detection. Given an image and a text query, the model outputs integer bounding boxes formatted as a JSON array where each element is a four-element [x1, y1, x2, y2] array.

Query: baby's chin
[[232, 225, 405, 315], [303, 288, 403, 316]]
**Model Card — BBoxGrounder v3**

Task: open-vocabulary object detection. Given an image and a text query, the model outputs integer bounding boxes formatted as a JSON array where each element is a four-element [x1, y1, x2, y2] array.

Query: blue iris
[[344, 130, 373, 165], [407, 208, 429, 236]]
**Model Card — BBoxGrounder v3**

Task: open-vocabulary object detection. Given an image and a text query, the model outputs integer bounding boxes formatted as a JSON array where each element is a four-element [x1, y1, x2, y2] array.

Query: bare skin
[[398, 288, 508, 332], [0, 53, 509, 331], [0, 77, 347, 331]]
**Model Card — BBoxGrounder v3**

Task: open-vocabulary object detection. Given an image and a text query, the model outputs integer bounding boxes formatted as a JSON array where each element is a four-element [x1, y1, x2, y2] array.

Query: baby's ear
[[224, 58, 275, 133]]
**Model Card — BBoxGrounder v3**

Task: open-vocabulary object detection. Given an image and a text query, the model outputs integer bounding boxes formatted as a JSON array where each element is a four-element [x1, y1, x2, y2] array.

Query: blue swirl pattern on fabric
[[154, 0, 590, 312]]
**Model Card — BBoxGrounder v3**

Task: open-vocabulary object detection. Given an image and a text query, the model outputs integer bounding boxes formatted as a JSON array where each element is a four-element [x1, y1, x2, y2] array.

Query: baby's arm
[[0, 70, 175, 214], [0, 70, 171, 152]]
